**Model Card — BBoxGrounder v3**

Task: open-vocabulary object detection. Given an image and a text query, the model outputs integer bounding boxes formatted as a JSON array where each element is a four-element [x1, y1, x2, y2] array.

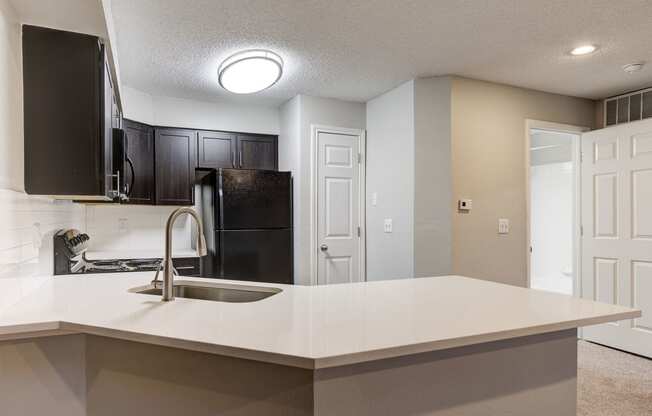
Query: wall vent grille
[[604, 87, 652, 126]]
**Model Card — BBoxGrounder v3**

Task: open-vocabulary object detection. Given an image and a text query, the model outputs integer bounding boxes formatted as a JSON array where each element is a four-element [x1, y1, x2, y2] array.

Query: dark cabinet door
[[23, 25, 114, 199], [155, 128, 197, 205], [197, 131, 236, 168], [123, 120, 155, 204], [236, 134, 278, 170]]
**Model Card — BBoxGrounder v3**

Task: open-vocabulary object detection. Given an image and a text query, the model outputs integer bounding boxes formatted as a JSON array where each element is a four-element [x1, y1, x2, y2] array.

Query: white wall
[[122, 85, 280, 134], [366, 81, 415, 281], [413, 77, 452, 277], [278, 96, 301, 276], [0, 0, 85, 304], [0, 0, 22, 191]]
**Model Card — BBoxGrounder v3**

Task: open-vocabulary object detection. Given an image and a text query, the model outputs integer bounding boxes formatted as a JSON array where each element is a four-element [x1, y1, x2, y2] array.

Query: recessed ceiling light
[[218, 50, 283, 94], [570, 44, 598, 56]]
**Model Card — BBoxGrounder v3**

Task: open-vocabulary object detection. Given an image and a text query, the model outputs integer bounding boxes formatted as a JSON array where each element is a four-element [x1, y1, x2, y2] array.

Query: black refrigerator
[[197, 169, 293, 284]]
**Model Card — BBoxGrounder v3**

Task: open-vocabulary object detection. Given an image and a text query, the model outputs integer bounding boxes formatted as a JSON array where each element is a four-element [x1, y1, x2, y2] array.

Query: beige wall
[[450, 77, 596, 287]]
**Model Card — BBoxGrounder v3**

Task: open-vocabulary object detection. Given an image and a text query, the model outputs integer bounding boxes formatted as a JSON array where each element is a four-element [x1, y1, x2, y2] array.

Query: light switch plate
[[498, 218, 509, 234], [384, 218, 393, 233], [371, 192, 378, 207]]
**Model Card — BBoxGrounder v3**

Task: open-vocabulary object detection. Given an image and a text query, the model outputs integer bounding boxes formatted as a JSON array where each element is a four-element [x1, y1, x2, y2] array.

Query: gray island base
[[1, 329, 576, 416]]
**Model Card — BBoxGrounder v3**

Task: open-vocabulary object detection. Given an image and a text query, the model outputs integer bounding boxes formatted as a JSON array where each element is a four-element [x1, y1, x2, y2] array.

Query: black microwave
[[112, 128, 132, 201]]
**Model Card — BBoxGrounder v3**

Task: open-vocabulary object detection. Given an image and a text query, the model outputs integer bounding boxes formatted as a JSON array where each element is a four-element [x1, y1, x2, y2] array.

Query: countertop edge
[[59, 322, 317, 369], [310, 309, 641, 368], [0, 308, 633, 369]]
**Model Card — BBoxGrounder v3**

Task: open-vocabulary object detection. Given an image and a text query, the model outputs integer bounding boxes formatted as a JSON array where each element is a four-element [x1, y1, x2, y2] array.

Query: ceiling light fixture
[[570, 44, 598, 56], [218, 50, 283, 94]]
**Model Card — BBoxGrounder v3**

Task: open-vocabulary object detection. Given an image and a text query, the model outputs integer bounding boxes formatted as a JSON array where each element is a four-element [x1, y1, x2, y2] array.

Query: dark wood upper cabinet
[[197, 130, 236, 169], [122, 120, 155, 204], [236, 134, 278, 170], [155, 128, 197, 205], [23, 25, 117, 200]]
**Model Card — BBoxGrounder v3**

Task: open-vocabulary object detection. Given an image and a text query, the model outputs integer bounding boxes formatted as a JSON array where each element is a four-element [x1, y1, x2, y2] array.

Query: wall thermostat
[[458, 199, 472, 211]]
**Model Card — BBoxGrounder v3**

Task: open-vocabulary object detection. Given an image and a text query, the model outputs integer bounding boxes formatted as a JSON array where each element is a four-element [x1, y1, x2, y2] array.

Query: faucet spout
[[162, 207, 208, 301]]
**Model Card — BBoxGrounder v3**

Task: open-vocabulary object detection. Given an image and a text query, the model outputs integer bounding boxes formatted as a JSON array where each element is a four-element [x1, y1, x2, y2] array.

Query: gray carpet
[[578, 340, 652, 416]]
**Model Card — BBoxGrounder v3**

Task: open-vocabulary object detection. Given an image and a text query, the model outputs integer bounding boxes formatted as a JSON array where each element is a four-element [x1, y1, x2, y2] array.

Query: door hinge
[[580, 225, 584, 236], [358, 153, 362, 164], [580, 151, 584, 163], [357, 226, 361, 237]]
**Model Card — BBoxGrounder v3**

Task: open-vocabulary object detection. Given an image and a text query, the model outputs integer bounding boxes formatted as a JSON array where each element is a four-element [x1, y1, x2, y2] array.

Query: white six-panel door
[[581, 119, 652, 358], [315, 128, 365, 285]]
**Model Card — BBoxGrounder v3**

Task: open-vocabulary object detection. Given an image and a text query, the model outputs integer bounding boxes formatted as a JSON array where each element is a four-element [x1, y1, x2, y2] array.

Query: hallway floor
[[578, 340, 652, 416]]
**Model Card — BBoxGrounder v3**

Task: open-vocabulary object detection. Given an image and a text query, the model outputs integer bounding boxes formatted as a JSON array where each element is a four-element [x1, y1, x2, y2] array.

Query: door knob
[[320, 244, 328, 252]]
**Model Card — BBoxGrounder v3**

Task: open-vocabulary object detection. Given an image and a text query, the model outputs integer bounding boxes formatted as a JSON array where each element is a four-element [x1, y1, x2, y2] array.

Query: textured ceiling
[[111, 0, 652, 106]]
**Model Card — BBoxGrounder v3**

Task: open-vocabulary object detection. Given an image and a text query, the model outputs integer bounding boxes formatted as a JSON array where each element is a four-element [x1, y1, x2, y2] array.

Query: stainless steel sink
[[129, 280, 281, 303]]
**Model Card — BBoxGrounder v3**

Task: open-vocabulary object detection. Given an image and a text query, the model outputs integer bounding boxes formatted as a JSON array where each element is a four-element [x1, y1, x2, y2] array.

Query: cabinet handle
[[232, 150, 236, 168], [239, 152, 243, 168], [107, 171, 121, 199], [126, 157, 135, 198]]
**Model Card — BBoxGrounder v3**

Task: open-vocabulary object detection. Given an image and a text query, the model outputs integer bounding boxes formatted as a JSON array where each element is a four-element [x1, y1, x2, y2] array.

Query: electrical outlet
[[371, 192, 378, 207], [498, 218, 509, 234], [458, 199, 472, 211], [384, 218, 393, 233]]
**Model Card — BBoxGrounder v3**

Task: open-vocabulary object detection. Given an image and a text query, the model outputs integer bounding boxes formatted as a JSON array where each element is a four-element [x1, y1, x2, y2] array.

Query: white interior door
[[315, 128, 364, 285], [581, 119, 652, 358]]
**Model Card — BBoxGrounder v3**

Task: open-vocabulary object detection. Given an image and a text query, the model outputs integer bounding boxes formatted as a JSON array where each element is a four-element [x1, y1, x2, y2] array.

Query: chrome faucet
[[161, 207, 208, 301]]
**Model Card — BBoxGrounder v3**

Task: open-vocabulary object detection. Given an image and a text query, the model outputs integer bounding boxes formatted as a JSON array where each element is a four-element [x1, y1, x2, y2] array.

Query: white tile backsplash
[[0, 190, 193, 284], [0, 189, 85, 278], [85, 204, 192, 254]]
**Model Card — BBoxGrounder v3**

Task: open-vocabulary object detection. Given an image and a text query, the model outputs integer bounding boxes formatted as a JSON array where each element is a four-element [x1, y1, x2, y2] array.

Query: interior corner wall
[[413, 77, 452, 277], [450, 77, 596, 287], [365, 81, 415, 281]]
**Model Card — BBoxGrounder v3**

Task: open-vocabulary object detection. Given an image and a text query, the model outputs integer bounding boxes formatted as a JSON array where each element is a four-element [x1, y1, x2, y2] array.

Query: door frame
[[524, 119, 589, 296], [310, 124, 367, 285]]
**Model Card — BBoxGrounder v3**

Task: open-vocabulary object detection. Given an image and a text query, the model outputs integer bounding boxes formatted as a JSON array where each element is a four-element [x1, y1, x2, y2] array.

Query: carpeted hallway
[[578, 340, 652, 416]]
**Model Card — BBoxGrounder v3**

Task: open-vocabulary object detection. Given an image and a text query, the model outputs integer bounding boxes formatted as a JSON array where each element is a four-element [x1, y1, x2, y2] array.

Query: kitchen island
[[0, 273, 639, 416]]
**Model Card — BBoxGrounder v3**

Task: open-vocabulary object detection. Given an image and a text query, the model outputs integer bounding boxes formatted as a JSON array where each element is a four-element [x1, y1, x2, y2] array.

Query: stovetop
[[82, 258, 163, 273]]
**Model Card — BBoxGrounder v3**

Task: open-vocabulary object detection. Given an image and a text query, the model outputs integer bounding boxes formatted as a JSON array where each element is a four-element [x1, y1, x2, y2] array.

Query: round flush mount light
[[570, 44, 598, 56], [218, 50, 283, 94]]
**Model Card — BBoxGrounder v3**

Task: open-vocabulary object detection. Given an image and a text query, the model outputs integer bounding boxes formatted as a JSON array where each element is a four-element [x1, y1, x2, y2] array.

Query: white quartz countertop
[[0, 273, 639, 369]]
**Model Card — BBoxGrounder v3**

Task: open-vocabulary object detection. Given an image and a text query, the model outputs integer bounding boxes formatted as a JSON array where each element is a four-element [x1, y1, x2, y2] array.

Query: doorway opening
[[526, 122, 584, 295]]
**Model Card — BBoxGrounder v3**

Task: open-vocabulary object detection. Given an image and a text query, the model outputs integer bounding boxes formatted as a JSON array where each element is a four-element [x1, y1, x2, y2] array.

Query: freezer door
[[219, 229, 293, 284], [219, 169, 292, 230]]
